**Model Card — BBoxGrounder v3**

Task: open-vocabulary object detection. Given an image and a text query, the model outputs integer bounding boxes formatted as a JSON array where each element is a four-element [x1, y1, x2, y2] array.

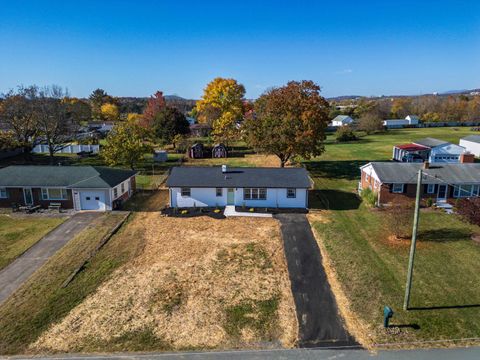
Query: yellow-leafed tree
[[100, 103, 120, 122], [196, 78, 245, 143]]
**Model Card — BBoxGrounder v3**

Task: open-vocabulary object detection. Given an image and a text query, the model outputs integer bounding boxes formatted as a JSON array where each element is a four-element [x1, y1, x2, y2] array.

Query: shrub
[[384, 202, 414, 239], [425, 197, 434, 208], [360, 188, 377, 207], [335, 126, 357, 142], [456, 198, 480, 225]]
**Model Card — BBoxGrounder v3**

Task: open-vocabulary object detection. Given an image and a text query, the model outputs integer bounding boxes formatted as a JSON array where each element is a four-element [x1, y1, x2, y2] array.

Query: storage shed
[[153, 150, 168, 162], [212, 143, 228, 158], [189, 143, 204, 159]]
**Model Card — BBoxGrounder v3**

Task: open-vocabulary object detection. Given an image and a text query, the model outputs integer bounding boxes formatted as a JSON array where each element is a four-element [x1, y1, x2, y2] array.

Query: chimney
[[423, 161, 430, 169], [460, 152, 475, 164], [222, 164, 228, 173]]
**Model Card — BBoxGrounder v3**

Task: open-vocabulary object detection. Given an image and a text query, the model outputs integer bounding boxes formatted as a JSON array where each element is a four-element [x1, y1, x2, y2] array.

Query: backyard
[[0, 214, 66, 271], [305, 127, 480, 347]]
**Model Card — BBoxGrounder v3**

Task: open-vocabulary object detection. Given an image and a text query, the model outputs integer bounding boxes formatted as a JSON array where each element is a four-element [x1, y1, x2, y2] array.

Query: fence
[[32, 144, 100, 154]]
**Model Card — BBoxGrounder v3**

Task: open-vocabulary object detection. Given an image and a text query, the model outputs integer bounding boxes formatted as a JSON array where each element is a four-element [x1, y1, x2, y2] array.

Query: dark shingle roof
[[367, 162, 480, 185], [461, 135, 480, 144], [0, 166, 136, 188], [413, 137, 449, 148], [166, 166, 311, 188]]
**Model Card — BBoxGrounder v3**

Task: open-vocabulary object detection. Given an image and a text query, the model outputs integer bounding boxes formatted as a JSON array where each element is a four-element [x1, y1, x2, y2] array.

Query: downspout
[[377, 182, 383, 207]]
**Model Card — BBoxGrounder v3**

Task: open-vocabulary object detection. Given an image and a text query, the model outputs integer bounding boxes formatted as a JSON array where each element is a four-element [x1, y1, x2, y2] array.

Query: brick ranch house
[[360, 161, 480, 206], [0, 166, 137, 211]]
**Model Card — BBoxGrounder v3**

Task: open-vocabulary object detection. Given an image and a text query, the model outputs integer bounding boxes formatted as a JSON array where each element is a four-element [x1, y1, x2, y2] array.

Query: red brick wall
[[0, 187, 74, 209], [378, 184, 443, 206]]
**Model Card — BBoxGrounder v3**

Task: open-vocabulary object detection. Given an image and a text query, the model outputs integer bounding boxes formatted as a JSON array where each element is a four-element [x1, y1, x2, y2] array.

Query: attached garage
[[79, 190, 107, 211]]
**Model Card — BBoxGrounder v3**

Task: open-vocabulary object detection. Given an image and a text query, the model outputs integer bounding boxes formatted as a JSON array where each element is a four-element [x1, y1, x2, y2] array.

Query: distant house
[[0, 166, 136, 211], [360, 161, 480, 206], [383, 115, 420, 128], [331, 115, 354, 127], [166, 166, 311, 208], [87, 122, 115, 135], [189, 143, 204, 159], [212, 143, 228, 158], [459, 135, 480, 157], [186, 116, 196, 126], [414, 138, 466, 163], [189, 124, 211, 137]]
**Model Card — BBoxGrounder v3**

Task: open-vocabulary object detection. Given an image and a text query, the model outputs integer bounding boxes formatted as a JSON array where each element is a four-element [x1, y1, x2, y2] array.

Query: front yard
[[0, 214, 66, 271]]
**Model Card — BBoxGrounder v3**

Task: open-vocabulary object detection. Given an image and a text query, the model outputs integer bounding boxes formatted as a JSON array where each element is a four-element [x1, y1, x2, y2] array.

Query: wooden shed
[[189, 143, 204, 159], [212, 143, 228, 158]]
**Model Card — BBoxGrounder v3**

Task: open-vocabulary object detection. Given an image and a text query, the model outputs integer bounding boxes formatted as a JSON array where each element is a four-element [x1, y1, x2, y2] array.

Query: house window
[[121, 182, 125, 194], [0, 188, 7, 199], [454, 184, 479, 198], [113, 187, 118, 198], [427, 184, 435, 194], [244, 188, 267, 200], [287, 188, 296, 198], [392, 183, 404, 193], [216, 188, 222, 197], [181, 187, 191, 197], [41, 188, 67, 200]]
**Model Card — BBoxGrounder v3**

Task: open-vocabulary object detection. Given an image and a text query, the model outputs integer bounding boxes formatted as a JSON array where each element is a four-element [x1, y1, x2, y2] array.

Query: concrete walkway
[[275, 213, 356, 348], [0, 212, 100, 305], [223, 205, 272, 217]]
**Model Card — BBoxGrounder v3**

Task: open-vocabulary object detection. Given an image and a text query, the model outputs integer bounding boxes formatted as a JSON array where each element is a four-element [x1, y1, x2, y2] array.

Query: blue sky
[[1, 0, 479, 99]]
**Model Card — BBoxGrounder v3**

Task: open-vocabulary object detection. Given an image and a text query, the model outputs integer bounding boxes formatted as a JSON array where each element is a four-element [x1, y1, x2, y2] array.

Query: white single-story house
[[0, 166, 137, 211], [459, 135, 480, 157], [383, 115, 420, 128], [413, 137, 467, 163], [331, 115, 355, 127], [166, 166, 312, 208]]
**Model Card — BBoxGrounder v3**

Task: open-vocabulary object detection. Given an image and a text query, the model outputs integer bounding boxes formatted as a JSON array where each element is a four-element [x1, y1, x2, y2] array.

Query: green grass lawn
[[0, 212, 144, 355], [0, 215, 66, 271], [305, 127, 480, 347]]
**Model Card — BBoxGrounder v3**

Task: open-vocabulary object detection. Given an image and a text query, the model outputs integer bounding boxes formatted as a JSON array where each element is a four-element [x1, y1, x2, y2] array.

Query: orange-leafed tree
[[142, 91, 166, 128]]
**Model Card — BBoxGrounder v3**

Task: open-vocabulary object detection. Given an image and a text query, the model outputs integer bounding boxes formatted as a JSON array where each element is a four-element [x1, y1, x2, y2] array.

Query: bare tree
[[0, 86, 39, 159], [36, 85, 79, 162]]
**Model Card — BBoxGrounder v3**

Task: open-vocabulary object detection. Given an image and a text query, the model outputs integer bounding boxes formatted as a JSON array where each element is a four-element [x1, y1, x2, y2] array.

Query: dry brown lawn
[[31, 213, 297, 352]]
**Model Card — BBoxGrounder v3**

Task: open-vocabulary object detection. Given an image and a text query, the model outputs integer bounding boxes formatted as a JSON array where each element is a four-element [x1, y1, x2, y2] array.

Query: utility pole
[[404, 169, 423, 310]]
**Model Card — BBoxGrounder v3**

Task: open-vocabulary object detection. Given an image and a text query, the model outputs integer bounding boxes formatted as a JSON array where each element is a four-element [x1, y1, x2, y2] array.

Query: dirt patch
[[30, 214, 297, 352]]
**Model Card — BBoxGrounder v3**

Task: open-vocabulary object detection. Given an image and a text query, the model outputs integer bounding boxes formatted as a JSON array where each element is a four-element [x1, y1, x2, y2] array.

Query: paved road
[[275, 213, 356, 348], [6, 347, 480, 360], [0, 212, 100, 305]]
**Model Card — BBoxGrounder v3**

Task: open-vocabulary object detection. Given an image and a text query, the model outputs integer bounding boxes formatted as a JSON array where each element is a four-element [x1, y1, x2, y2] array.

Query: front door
[[23, 188, 33, 205], [227, 188, 235, 205], [437, 184, 447, 201]]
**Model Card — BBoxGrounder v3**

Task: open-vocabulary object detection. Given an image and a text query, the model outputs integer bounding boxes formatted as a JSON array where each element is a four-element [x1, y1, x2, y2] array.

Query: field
[[305, 127, 480, 347], [0, 212, 135, 355], [0, 214, 66, 271], [29, 214, 296, 353]]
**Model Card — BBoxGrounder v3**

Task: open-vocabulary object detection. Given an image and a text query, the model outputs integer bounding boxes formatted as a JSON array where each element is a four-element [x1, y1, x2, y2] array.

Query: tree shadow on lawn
[[306, 160, 375, 181], [409, 304, 480, 311], [417, 228, 472, 243], [309, 189, 362, 210]]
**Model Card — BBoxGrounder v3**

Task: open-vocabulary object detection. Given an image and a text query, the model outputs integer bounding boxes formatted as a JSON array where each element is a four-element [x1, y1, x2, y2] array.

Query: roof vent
[[222, 164, 228, 173]]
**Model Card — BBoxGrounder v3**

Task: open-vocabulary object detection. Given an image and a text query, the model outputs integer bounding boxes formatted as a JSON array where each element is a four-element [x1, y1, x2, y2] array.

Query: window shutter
[[403, 184, 407, 193], [389, 184, 393, 193]]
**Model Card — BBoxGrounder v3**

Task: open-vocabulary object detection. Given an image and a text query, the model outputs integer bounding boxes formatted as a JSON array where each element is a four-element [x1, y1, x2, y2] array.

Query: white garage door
[[79, 191, 106, 211]]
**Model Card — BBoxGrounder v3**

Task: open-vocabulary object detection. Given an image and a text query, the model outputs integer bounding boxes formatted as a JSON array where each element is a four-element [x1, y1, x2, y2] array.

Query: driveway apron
[[0, 212, 100, 305], [275, 213, 357, 348]]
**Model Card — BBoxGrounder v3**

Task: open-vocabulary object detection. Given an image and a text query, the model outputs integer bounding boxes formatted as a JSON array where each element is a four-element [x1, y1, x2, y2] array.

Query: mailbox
[[383, 306, 394, 328]]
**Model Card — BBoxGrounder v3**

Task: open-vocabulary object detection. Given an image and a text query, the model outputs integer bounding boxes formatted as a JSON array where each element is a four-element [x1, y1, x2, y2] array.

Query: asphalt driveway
[[275, 213, 357, 348], [0, 212, 100, 305]]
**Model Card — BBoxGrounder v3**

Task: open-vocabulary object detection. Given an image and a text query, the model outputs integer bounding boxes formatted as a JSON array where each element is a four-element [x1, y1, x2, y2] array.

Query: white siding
[[170, 187, 308, 208], [460, 139, 480, 157], [71, 189, 112, 211]]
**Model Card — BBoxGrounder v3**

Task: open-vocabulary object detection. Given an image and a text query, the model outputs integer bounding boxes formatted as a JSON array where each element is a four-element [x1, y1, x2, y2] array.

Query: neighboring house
[[87, 122, 115, 135], [392, 143, 430, 162], [459, 135, 480, 157], [189, 124, 211, 137], [189, 143, 204, 159], [331, 115, 354, 127], [0, 166, 136, 211], [166, 166, 311, 208], [153, 149, 168, 162], [186, 116, 196, 125], [212, 143, 228, 158], [383, 115, 420, 128], [413, 137, 466, 163], [360, 160, 479, 206]]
